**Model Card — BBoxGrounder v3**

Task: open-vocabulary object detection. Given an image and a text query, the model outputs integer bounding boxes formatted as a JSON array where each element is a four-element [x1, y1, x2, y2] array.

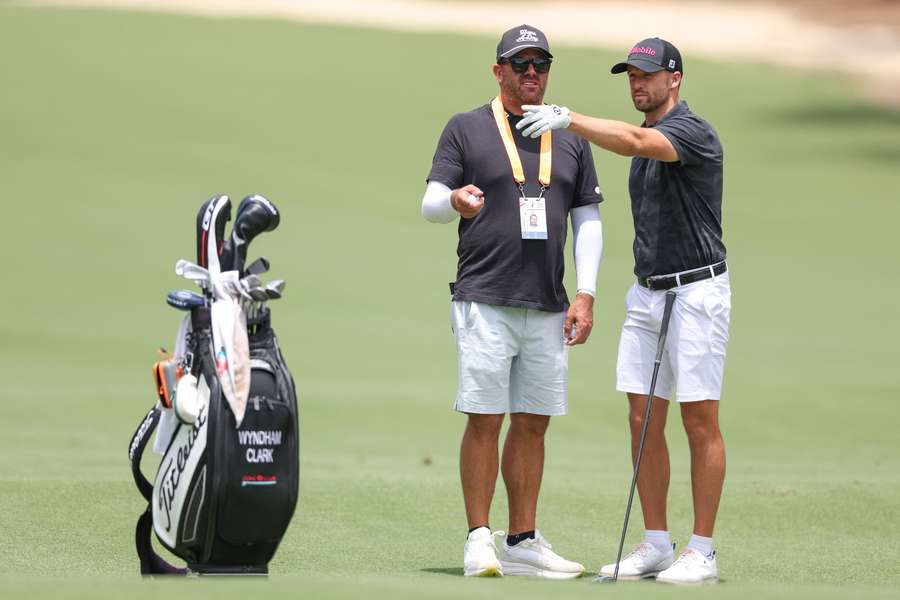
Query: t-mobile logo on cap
[[517, 29, 539, 42], [630, 46, 657, 56]]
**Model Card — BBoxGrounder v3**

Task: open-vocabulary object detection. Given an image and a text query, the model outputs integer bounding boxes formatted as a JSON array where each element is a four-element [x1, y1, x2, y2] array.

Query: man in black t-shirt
[[518, 38, 730, 585], [421, 25, 604, 579]]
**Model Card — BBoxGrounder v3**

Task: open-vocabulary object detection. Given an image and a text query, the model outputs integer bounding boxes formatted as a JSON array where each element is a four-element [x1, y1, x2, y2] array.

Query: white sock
[[687, 534, 714, 556], [643, 529, 672, 552]]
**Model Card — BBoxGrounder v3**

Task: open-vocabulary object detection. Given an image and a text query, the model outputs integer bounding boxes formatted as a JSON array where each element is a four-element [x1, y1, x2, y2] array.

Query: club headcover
[[166, 290, 207, 311], [225, 194, 280, 273], [196, 195, 233, 276]]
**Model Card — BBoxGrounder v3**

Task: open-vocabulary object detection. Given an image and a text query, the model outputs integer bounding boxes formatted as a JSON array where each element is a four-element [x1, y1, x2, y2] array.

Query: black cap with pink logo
[[611, 37, 683, 74]]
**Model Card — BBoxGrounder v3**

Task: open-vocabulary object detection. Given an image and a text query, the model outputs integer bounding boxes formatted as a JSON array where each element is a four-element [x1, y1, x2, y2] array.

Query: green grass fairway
[[1, 5, 899, 599]]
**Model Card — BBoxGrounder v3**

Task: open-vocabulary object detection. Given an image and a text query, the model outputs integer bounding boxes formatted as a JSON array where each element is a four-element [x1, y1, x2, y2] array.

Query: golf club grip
[[654, 291, 677, 362]]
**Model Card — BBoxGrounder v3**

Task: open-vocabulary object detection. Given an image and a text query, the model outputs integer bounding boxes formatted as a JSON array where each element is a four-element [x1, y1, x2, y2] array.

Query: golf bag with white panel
[[128, 194, 298, 575]]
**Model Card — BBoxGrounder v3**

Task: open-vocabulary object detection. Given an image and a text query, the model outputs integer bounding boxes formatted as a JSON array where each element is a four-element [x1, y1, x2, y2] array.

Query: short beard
[[633, 92, 667, 113], [502, 76, 544, 107]]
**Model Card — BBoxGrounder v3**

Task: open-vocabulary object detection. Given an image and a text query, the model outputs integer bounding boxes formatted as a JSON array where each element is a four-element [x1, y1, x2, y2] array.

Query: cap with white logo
[[611, 37, 683, 74], [496, 24, 553, 61]]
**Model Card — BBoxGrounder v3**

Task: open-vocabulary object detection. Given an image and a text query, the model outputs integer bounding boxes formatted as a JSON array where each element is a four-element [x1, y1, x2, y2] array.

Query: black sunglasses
[[501, 57, 552, 74]]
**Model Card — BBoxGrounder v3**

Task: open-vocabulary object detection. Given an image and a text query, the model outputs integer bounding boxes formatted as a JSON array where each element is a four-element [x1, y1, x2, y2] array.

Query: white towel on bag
[[211, 271, 251, 428]]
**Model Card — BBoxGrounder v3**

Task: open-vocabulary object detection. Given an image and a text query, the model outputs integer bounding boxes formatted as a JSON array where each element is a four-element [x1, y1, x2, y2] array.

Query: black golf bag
[[129, 194, 298, 576]]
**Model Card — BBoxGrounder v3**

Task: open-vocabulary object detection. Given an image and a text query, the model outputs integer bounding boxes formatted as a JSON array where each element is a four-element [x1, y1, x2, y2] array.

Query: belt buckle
[[645, 277, 657, 291]]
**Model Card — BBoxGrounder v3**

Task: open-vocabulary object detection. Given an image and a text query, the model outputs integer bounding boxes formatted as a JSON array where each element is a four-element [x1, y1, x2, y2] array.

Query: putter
[[596, 290, 677, 584], [166, 289, 207, 311]]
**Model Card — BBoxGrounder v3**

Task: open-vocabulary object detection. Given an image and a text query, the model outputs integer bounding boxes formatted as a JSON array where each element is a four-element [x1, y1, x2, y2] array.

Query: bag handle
[[128, 407, 160, 502]]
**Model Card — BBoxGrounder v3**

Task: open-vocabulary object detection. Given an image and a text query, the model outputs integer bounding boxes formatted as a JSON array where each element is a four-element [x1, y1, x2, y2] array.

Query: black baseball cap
[[496, 24, 553, 61], [611, 37, 682, 74]]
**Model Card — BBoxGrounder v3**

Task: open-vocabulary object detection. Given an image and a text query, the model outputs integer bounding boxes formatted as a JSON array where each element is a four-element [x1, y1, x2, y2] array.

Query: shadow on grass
[[421, 568, 612, 580], [421, 567, 464, 577], [758, 103, 900, 165], [767, 103, 900, 127]]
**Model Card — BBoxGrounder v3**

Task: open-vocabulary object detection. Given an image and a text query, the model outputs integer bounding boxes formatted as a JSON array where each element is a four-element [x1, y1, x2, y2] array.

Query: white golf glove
[[517, 104, 571, 138]]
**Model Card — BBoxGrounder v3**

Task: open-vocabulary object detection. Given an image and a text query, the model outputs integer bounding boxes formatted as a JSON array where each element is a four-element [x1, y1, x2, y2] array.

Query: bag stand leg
[[136, 508, 188, 576]]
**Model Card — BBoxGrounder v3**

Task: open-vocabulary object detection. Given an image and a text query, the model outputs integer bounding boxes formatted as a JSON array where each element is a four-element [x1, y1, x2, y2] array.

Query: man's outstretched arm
[[517, 104, 678, 162]]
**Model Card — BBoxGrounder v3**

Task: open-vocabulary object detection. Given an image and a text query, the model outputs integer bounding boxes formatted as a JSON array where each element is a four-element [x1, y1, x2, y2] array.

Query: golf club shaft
[[612, 290, 677, 581]]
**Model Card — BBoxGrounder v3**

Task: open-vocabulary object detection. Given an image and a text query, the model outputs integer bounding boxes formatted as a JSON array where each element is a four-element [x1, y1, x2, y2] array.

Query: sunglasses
[[501, 57, 552, 74]]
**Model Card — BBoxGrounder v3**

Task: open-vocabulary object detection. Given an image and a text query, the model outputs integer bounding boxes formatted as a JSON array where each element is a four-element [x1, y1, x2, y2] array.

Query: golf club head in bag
[[196, 195, 233, 276], [224, 194, 280, 274], [167, 290, 207, 311]]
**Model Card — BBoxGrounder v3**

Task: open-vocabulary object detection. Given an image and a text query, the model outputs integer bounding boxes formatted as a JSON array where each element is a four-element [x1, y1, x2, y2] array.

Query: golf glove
[[517, 104, 571, 138]]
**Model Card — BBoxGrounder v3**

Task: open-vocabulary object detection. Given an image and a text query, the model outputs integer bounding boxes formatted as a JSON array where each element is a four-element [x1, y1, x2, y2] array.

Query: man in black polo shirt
[[421, 25, 604, 579], [517, 38, 729, 585]]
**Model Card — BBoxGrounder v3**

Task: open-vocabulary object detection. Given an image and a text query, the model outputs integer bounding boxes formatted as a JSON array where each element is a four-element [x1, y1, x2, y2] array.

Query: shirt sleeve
[[426, 115, 465, 189], [655, 115, 723, 168], [572, 138, 604, 208]]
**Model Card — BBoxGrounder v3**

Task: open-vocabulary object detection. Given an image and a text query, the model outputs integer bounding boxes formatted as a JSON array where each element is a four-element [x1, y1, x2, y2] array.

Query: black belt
[[638, 262, 727, 291]]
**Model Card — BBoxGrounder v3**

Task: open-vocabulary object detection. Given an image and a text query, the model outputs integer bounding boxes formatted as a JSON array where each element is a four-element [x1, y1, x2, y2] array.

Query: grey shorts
[[450, 301, 568, 415]]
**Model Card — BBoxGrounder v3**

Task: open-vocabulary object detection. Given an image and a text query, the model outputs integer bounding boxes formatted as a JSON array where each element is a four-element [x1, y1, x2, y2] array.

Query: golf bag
[[129, 194, 298, 576]]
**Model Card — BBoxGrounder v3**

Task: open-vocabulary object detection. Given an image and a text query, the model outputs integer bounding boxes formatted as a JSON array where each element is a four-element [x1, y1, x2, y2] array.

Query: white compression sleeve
[[571, 204, 603, 296], [421, 181, 458, 223]]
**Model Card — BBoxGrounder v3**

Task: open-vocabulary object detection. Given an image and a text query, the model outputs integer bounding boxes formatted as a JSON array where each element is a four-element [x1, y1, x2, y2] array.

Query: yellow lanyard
[[491, 96, 552, 194]]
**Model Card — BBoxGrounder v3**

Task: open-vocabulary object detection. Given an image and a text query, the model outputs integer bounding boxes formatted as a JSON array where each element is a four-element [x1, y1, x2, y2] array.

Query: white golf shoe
[[598, 541, 675, 580], [463, 527, 502, 577], [495, 530, 585, 579], [656, 548, 718, 585]]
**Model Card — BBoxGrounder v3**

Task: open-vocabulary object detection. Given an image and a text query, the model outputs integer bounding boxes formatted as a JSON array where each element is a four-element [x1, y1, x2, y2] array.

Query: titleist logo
[[630, 46, 657, 57], [158, 405, 207, 531]]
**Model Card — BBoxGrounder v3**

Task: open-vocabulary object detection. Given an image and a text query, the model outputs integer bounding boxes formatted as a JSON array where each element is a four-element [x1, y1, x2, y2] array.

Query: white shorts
[[616, 271, 731, 402], [451, 301, 568, 415]]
